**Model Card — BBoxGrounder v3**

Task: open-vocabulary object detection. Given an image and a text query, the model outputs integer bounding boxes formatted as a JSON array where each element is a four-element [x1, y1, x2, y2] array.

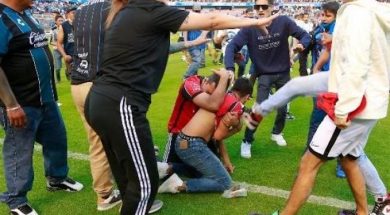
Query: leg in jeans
[[271, 73, 290, 135], [298, 48, 310, 76], [35, 102, 69, 182], [175, 137, 231, 192], [200, 48, 206, 66], [85, 93, 158, 215], [243, 74, 273, 144], [281, 151, 325, 215], [0, 107, 38, 209], [237, 60, 246, 77], [184, 48, 201, 78], [53, 49, 62, 82], [71, 83, 114, 203], [163, 133, 202, 178]]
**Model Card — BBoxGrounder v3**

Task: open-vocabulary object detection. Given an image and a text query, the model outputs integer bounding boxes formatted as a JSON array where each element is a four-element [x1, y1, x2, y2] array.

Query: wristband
[[6, 105, 21, 112]]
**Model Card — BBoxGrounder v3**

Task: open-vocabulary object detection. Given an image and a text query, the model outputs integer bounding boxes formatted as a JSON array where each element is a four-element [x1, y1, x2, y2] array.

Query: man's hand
[[321, 32, 332, 45], [221, 112, 240, 129], [212, 68, 230, 79], [6, 106, 27, 128], [292, 43, 305, 53], [224, 161, 235, 174], [64, 55, 72, 63], [212, 68, 234, 84], [189, 30, 211, 47], [334, 116, 350, 129], [257, 11, 280, 34]]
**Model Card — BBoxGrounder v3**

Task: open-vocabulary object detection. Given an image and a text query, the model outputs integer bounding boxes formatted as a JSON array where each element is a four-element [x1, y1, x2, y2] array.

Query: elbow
[[208, 15, 220, 30]]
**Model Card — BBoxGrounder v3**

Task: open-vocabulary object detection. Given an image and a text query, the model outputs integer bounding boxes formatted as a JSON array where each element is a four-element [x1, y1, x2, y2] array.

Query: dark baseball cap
[[66, 6, 77, 14]]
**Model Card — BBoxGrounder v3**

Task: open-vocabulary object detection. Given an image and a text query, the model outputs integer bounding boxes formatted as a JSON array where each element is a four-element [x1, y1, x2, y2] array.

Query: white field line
[[0, 139, 366, 210]]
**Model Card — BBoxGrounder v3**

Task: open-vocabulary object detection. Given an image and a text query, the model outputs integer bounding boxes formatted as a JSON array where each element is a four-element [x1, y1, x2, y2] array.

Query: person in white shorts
[[247, 0, 390, 214]]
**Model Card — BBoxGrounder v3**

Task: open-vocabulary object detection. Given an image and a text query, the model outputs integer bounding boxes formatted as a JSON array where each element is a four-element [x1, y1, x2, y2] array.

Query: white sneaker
[[240, 141, 252, 159], [157, 162, 169, 179], [157, 173, 183, 193], [222, 185, 248, 198], [271, 133, 287, 146]]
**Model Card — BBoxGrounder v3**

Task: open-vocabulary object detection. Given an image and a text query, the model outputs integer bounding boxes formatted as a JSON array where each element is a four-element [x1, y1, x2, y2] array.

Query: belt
[[178, 132, 207, 143]]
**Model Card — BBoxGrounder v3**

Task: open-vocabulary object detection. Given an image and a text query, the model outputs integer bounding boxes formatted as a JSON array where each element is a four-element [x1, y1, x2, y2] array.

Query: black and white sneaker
[[148, 200, 163, 214], [10, 204, 38, 215], [371, 193, 390, 215], [46, 177, 83, 192], [97, 189, 122, 211]]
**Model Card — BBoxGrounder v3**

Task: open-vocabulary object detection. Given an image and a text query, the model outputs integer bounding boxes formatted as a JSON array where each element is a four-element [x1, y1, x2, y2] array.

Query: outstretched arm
[[179, 11, 279, 31], [169, 31, 210, 54]]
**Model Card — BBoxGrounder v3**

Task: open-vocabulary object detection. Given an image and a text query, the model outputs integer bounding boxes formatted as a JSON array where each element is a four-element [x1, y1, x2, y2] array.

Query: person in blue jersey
[[84, 0, 279, 214], [224, 0, 311, 159], [0, 0, 83, 215], [183, 26, 207, 78]]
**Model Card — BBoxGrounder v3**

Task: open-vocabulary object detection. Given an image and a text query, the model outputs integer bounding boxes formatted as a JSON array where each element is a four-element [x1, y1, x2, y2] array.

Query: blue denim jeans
[[175, 136, 231, 192], [184, 48, 203, 78], [52, 49, 62, 82], [0, 101, 68, 209]]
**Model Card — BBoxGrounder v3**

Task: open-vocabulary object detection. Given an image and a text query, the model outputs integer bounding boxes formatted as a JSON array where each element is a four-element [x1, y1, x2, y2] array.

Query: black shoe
[[371, 194, 390, 215], [10, 204, 38, 215], [47, 177, 83, 192], [338, 209, 356, 215]]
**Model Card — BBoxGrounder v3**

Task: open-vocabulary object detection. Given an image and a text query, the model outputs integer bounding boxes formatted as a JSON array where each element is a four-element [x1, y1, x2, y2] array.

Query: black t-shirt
[[61, 21, 74, 55], [71, 0, 110, 85], [93, 0, 189, 110], [0, 4, 57, 107]]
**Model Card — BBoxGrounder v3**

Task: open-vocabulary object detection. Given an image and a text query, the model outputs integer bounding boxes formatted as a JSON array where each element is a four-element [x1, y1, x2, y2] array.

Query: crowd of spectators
[[32, 0, 389, 15], [32, 0, 85, 14]]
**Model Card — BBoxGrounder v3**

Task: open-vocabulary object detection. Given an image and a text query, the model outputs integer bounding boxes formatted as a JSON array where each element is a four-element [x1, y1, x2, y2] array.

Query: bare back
[[181, 109, 216, 142]]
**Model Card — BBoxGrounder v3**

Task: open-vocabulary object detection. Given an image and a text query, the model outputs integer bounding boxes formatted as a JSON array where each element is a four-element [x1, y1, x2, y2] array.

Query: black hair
[[322, 1, 340, 16], [206, 73, 220, 85], [267, 0, 275, 5], [206, 73, 231, 91], [66, 6, 77, 14], [231, 77, 253, 98], [55, 15, 63, 22]]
